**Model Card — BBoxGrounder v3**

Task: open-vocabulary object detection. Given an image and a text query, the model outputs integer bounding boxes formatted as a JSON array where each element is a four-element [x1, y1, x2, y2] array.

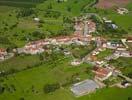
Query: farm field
[[0, 54, 41, 72], [96, 0, 131, 9]]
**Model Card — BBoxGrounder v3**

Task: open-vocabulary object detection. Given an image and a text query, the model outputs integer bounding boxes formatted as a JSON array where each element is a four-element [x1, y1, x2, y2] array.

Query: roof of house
[[0, 48, 6, 52], [93, 66, 112, 78]]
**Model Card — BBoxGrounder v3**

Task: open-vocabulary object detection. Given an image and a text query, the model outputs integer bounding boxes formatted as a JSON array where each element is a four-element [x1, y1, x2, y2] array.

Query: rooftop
[[71, 79, 100, 96]]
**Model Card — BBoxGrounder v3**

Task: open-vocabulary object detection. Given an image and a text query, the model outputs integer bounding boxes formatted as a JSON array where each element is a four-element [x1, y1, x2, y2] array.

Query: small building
[[93, 66, 113, 81], [111, 24, 118, 29], [117, 8, 128, 15], [70, 79, 100, 96], [71, 59, 82, 66]]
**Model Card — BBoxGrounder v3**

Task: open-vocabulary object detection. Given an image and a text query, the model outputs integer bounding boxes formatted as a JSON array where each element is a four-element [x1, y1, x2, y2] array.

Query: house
[[117, 8, 128, 15], [103, 17, 112, 23], [116, 46, 127, 51], [71, 59, 82, 66], [127, 37, 132, 42], [93, 66, 113, 81], [71, 79, 100, 96]]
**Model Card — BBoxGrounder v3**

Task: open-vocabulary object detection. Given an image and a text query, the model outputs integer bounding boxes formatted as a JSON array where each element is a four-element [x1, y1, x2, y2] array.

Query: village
[[0, 13, 132, 97]]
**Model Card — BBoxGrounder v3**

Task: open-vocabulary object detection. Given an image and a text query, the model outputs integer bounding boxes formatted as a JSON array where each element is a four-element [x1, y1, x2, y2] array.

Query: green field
[[109, 57, 132, 78], [0, 54, 41, 72]]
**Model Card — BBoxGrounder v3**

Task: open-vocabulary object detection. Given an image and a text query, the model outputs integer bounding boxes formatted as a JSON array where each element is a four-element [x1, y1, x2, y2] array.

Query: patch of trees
[[32, 31, 46, 40], [17, 8, 35, 17], [43, 83, 60, 93]]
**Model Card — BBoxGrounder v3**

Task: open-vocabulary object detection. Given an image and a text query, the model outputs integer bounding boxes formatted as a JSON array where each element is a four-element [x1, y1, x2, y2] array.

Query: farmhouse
[[93, 66, 113, 81], [71, 79, 100, 96]]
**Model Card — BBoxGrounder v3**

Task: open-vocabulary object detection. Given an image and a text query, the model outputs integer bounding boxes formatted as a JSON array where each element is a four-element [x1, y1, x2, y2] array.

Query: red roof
[[0, 48, 6, 52], [93, 66, 111, 78]]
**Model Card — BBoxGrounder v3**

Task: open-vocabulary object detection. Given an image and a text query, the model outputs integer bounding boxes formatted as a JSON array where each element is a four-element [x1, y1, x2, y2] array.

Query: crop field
[[96, 0, 131, 9]]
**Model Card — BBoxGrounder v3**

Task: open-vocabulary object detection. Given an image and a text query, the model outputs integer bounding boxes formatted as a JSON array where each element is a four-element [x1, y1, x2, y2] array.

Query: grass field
[[109, 57, 132, 77], [107, 13, 132, 33], [0, 54, 41, 72], [96, 49, 113, 60]]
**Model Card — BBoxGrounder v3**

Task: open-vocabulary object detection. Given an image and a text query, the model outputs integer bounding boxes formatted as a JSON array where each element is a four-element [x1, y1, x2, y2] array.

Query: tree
[[19, 97, 24, 100], [0, 85, 4, 94], [128, 97, 132, 100]]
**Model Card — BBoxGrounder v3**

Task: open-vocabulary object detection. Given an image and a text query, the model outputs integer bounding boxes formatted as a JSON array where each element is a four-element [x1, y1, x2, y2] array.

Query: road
[[118, 74, 132, 83]]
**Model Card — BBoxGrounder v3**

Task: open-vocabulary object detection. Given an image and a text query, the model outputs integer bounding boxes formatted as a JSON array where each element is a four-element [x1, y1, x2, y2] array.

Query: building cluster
[[22, 34, 92, 54]]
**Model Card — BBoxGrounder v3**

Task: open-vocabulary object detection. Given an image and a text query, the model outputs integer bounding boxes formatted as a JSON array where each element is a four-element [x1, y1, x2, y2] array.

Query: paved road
[[118, 74, 132, 83]]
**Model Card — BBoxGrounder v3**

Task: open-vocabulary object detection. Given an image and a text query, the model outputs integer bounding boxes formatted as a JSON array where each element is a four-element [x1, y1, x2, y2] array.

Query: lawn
[[109, 57, 132, 78], [107, 13, 132, 33], [96, 49, 113, 60]]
